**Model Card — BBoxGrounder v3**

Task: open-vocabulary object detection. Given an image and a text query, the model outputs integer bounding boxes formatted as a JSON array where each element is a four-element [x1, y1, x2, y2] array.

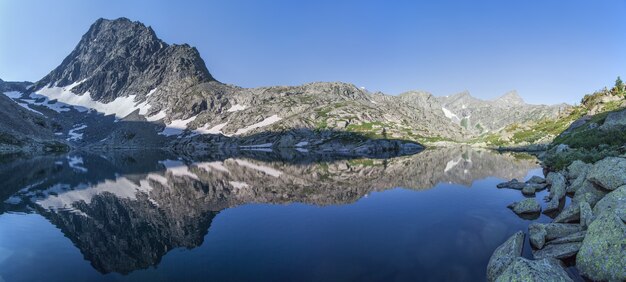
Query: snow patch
[[67, 124, 87, 142], [234, 159, 282, 177], [444, 158, 461, 173], [159, 116, 197, 136], [227, 104, 246, 112], [240, 143, 273, 148], [441, 107, 460, 122], [3, 91, 23, 99], [159, 160, 199, 180], [191, 122, 227, 136], [295, 141, 309, 147], [229, 181, 249, 189], [234, 115, 281, 135], [67, 156, 88, 173], [34, 82, 157, 118]]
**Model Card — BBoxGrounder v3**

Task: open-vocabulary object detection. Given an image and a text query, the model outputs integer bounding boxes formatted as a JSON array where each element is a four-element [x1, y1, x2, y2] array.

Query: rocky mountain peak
[[32, 17, 214, 103], [493, 90, 524, 106]]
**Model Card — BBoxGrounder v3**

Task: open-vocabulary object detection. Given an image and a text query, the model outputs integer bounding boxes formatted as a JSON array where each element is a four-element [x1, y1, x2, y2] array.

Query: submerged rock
[[495, 257, 573, 282], [487, 231, 525, 282], [497, 179, 526, 190], [586, 157, 626, 191], [533, 242, 582, 260], [576, 212, 626, 281], [508, 198, 541, 215], [527, 175, 546, 184]]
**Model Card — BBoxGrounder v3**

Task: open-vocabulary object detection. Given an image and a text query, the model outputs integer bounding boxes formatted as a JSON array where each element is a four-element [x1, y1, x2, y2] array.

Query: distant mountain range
[[0, 17, 570, 154]]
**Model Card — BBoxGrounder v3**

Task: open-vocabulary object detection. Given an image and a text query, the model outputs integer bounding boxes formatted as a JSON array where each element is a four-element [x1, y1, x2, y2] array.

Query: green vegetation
[[544, 146, 622, 170], [460, 118, 468, 129], [0, 132, 23, 146]]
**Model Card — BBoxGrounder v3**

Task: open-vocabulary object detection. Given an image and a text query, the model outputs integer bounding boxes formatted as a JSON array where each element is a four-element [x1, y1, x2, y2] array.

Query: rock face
[[586, 157, 626, 191], [599, 108, 626, 130], [437, 90, 567, 135], [593, 185, 626, 221], [486, 231, 525, 282], [495, 257, 573, 282], [532, 242, 581, 260]]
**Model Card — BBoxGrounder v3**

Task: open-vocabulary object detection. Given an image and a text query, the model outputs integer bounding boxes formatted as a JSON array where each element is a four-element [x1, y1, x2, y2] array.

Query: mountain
[[0, 17, 573, 154], [438, 90, 569, 135]]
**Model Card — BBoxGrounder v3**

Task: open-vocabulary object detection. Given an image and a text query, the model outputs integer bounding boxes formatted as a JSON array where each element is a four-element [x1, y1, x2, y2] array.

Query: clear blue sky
[[1, 0, 624, 104]]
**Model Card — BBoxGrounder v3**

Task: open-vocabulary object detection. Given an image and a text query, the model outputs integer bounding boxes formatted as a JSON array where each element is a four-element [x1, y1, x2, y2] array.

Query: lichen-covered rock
[[587, 157, 626, 191], [529, 223, 547, 249], [599, 108, 626, 130], [566, 173, 586, 194], [495, 257, 573, 282], [579, 202, 593, 230], [576, 212, 626, 281], [544, 223, 583, 241], [573, 180, 608, 208], [567, 160, 591, 180], [527, 175, 546, 184], [546, 172, 567, 200], [593, 185, 626, 221], [547, 231, 586, 245], [553, 204, 579, 223], [522, 185, 536, 196], [544, 197, 563, 214], [497, 179, 526, 190], [508, 198, 541, 215], [487, 231, 525, 281], [533, 241, 582, 260]]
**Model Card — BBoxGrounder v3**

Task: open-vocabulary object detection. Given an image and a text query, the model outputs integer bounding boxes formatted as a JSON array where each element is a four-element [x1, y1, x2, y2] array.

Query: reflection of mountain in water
[[0, 147, 538, 274]]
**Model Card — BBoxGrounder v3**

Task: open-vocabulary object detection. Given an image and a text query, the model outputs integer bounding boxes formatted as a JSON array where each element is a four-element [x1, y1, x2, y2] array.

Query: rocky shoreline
[[487, 156, 626, 281]]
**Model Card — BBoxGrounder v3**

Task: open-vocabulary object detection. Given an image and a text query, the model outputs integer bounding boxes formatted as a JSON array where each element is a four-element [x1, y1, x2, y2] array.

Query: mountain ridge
[[0, 17, 573, 154]]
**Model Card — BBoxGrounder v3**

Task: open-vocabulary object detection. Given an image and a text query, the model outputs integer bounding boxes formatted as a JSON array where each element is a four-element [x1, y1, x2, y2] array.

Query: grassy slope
[[474, 88, 626, 148]]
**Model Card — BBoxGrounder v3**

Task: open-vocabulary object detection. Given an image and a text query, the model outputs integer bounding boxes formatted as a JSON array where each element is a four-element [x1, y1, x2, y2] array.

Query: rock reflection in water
[[0, 147, 539, 275]]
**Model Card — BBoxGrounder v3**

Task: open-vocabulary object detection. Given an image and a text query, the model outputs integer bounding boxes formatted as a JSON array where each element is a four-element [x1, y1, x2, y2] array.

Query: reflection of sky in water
[[0, 148, 552, 282]]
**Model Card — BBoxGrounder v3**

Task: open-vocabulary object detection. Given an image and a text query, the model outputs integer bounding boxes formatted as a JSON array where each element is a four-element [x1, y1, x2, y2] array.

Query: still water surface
[[0, 147, 556, 281]]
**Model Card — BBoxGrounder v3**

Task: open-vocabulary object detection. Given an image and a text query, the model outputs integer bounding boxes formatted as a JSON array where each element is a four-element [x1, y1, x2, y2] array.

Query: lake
[[0, 147, 562, 281]]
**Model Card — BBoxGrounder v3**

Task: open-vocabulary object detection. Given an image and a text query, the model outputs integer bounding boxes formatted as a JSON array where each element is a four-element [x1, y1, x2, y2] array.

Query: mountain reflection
[[0, 147, 538, 274]]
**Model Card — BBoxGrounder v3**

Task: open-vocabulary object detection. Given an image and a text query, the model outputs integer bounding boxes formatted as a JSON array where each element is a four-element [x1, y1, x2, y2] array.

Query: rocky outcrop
[[486, 231, 525, 281]]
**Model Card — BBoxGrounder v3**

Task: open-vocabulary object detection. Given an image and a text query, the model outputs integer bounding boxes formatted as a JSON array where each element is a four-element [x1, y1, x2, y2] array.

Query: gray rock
[[572, 179, 608, 208], [529, 223, 547, 249], [547, 231, 586, 245], [508, 198, 541, 215], [526, 175, 546, 184], [579, 201, 594, 230], [566, 173, 587, 194], [553, 204, 580, 223], [587, 157, 626, 191], [497, 179, 526, 190], [532, 242, 582, 260], [600, 108, 626, 130], [544, 223, 583, 241], [567, 160, 591, 180], [544, 197, 563, 214], [495, 257, 573, 282], [487, 231, 525, 282], [593, 185, 626, 221], [546, 172, 567, 201], [555, 144, 570, 154], [576, 212, 626, 281], [521, 185, 536, 196]]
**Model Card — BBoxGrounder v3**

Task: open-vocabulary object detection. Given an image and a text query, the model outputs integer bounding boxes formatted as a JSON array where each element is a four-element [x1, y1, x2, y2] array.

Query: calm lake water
[[0, 147, 560, 282]]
